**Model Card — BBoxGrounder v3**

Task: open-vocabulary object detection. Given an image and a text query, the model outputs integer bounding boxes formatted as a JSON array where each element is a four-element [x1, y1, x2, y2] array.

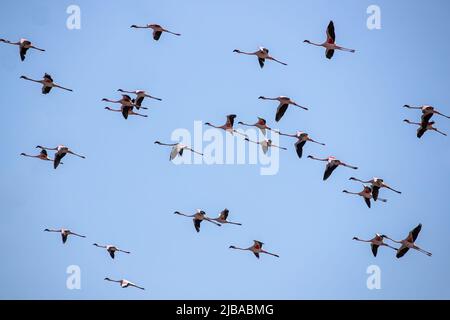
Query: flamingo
[[229, 240, 279, 259], [104, 106, 147, 119], [44, 228, 86, 244], [20, 149, 59, 163], [258, 96, 308, 122], [404, 119, 447, 138], [117, 89, 162, 109], [383, 224, 432, 258], [238, 117, 276, 136], [174, 210, 221, 233], [93, 243, 130, 259], [349, 177, 401, 201], [154, 141, 203, 161], [102, 94, 144, 108], [244, 137, 287, 154], [307, 155, 358, 180], [352, 234, 398, 257], [343, 185, 387, 208], [130, 23, 180, 41], [36, 145, 85, 169], [104, 278, 145, 290], [205, 114, 247, 137], [303, 21, 355, 59], [211, 208, 242, 226], [403, 105, 450, 123], [278, 131, 325, 158], [0, 38, 45, 61], [233, 47, 287, 68], [20, 74, 72, 94]]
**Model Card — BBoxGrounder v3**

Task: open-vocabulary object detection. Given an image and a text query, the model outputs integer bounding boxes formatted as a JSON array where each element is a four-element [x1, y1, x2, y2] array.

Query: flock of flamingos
[[2, 19, 447, 292]]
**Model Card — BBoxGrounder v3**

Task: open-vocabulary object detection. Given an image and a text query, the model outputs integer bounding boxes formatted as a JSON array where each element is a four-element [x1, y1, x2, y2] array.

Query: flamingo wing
[[61, 233, 68, 244], [371, 186, 380, 201], [20, 47, 29, 61], [326, 21, 335, 43], [109, 250, 115, 259], [323, 163, 338, 180], [325, 49, 335, 59], [275, 104, 289, 122], [409, 224, 422, 242], [153, 30, 162, 41], [371, 243, 379, 257], [193, 219, 202, 232], [258, 58, 265, 68], [396, 245, 410, 258], [135, 96, 144, 108], [294, 140, 306, 158], [54, 153, 66, 169], [219, 209, 229, 221], [42, 86, 52, 94], [122, 106, 131, 119], [364, 197, 371, 208]]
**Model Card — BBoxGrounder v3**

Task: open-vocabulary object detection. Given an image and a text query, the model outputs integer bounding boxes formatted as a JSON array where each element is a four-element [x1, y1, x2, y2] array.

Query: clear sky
[[1, 0, 449, 299]]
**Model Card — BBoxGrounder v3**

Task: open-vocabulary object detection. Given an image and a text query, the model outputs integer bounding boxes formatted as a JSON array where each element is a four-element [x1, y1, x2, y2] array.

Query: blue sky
[[1, 0, 449, 299]]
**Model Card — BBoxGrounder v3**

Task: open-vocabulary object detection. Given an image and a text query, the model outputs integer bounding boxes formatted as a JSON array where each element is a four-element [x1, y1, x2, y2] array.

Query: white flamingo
[[104, 105, 147, 119], [154, 141, 203, 161], [20, 149, 59, 163], [104, 278, 145, 290], [245, 137, 287, 154]]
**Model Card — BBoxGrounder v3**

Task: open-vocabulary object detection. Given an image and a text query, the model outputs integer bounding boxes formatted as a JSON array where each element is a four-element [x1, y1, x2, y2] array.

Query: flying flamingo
[[383, 224, 432, 258], [404, 119, 447, 138], [0, 38, 45, 61], [233, 47, 287, 68], [104, 105, 147, 119], [352, 234, 397, 257], [93, 243, 130, 259], [154, 141, 203, 161], [211, 209, 242, 226], [303, 20, 355, 59], [205, 114, 247, 137], [238, 117, 276, 136], [44, 228, 86, 244], [258, 96, 308, 122], [278, 131, 325, 158], [20, 149, 59, 163], [229, 240, 279, 259], [349, 177, 401, 201], [36, 145, 85, 169], [307, 155, 358, 180], [174, 210, 221, 233], [130, 23, 181, 41], [102, 94, 144, 108], [117, 89, 162, 109], [244, 137, 287, 154], [343, 185, 387, 208], [403, 105, 450, 123], [20, 74, 72, 94], [104, 278, 145, 290]]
